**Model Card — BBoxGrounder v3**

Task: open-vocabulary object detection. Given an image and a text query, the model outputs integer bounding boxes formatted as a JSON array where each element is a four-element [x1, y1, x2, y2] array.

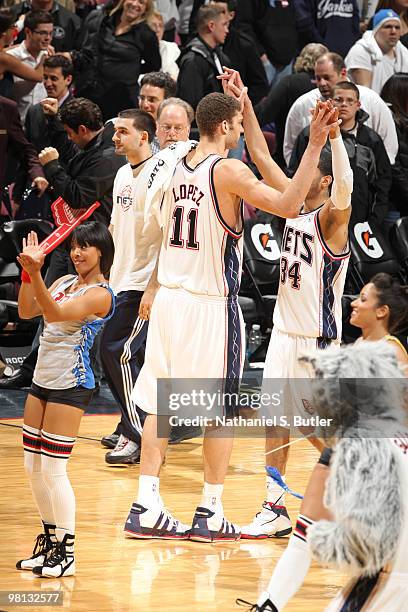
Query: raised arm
[[17, 232, 112, 322], [1, 51, 44, 82], [218, 101, 340, 219], [318, 124, 353, 253], [40, 98, 80, 163], [220, 68, 290, 193]]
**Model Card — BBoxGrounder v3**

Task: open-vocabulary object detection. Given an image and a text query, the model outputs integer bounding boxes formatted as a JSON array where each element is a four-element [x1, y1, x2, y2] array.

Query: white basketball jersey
[[158, 154, 243, 298], [273, 205, 349, 341], [110, 163, 162, 294]]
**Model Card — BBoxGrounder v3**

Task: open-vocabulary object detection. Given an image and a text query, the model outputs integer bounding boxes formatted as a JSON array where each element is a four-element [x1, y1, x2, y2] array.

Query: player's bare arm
[[318, 122, 353, 254], [214, 101, 340, 220], [219, 67, 290, 193]]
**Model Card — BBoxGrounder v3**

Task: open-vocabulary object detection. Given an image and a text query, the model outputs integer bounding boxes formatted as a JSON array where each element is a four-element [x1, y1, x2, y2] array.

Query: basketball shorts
[[132, 286, 245, 416], [260, 327, 338, 427]]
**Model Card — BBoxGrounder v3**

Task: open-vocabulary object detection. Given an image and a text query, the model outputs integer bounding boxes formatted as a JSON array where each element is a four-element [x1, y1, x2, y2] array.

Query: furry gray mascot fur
[[300, 340, 408, 577]]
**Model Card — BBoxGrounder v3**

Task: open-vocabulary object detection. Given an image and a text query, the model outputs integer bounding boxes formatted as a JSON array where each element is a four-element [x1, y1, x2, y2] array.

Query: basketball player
[[99, 109, 159, 464], [220, 68, 352, 541], [101, 102, 195, 464], [123, 92, 340, 542]]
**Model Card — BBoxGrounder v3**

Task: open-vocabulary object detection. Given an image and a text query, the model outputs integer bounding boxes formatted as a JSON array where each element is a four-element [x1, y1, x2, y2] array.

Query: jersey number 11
[[169, 206, 199, 250]]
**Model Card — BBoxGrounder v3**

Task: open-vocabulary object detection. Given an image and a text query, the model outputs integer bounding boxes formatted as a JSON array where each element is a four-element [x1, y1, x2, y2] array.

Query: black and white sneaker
[[32, 534, 75, 578], [124, 503, 190, 540], [105, 434, 140, 464], [16, 526, 56, 571], [241, 502, 292, 539], [101, 432, 120, 449], [189, 506, 240, 543]]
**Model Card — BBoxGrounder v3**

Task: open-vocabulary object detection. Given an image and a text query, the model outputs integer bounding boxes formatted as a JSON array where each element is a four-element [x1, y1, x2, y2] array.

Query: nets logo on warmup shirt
[[250, 223, 280, 261], [117, 185, 134, 212], [354, 222, 384, 259]]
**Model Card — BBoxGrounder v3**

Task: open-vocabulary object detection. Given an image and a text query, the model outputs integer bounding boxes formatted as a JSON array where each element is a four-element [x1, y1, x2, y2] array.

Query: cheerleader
[[16, 221, 115, 578]]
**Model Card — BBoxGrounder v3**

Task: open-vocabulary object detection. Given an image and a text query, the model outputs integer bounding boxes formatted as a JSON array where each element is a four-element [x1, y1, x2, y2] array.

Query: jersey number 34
[[280, 257, 301, 290]]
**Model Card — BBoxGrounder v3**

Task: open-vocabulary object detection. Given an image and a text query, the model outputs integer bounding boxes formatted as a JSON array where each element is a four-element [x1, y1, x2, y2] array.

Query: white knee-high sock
[[23, 425, 55, 528], [41, 430, 76, 542], [259, 514, 314, 610]]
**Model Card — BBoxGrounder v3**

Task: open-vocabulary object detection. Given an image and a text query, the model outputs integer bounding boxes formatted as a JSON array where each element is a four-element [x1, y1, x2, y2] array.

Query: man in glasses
[[288, 81, 391, 228], [156, 97, 194, 150], [12, 0, 82, 52], [284, 52, 398, 166], [6, 10, 52, 122], [345, 9, 408, 94]]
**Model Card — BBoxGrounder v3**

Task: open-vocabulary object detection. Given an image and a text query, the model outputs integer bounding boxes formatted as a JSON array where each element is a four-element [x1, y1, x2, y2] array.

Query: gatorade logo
[[354, 222, 383, 259], [250, 223, 280, 261]]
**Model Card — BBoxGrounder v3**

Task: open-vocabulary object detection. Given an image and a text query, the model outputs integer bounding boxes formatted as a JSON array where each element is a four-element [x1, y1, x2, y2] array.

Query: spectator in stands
[[210, 0, 268, 105], [0, 8, 45, 98], [148, 10, 180, 80], [189, 1, 298, 87], [138, 71, 177, 153], [177, 4, 229, 110], [381, 72, 408, 219], [156, 96, 194, 149], [178, 0, 193, 46], [284, 52, 398, 166], [289, 81, 392, 227], [25, 54, 73, 152], [254, 42, 328, 168], [0, 97, 125, 390], [345, 9, 408, 94], [358, 0, 378, 32], [294, 0, 360, 58], [13, 0, 82, 51], [6, 10, 52, 122], [72, 0, 161, 120], [12, 55, 74, 208], [368, 0, 408, 47], [0, 94, 47, 207], [154, 0, 179, 41], [233, 0, 298, 87], [37, 97, 125, 226], [374, 0, 408, 48]]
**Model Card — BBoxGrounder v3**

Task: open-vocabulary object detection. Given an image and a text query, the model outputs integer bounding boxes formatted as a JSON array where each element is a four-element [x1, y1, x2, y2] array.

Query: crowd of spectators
[[0, 0, 407, 234]]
